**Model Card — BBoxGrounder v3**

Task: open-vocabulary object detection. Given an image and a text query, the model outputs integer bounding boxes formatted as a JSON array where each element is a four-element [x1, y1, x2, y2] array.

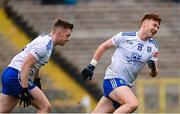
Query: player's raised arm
[[81, 38, 114, 80], [147, 60, 158, 77]]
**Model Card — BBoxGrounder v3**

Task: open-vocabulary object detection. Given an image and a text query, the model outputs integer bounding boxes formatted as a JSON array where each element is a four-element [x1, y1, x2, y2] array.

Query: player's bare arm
[[92, 38, 114, 63], [20, 53, 37, 88], [81, 38, 114, 80]]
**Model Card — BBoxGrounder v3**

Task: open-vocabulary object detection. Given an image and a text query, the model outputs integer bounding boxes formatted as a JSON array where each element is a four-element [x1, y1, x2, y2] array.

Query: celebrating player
[[0, 19, 73, 113], [81, 13, 161, 113]]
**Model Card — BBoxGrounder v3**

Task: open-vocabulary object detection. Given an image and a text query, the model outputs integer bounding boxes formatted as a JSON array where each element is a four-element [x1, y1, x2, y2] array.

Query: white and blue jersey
[[104, 32, 159, 87], [1, 34, 53, 96], [8, 34, 53, 80]]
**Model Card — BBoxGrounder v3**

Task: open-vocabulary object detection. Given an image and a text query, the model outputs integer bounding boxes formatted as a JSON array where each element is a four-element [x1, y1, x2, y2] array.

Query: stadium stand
[[1, 0, 180, 112], [0, 34, 17, 72]]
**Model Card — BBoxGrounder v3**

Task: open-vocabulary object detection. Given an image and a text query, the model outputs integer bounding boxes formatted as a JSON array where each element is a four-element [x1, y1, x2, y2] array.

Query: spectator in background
[[0, 19, 73, 113], [81, 13, 161, 113]]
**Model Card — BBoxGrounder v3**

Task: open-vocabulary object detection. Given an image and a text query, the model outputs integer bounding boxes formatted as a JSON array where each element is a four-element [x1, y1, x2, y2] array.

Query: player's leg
[[0, 67, 21, 112], [92, 78, 121, 113], [109, 86, 139, 113], [0, 93, 19, 112], [30, 87, 51, 113], [92, 96, 115, 113]]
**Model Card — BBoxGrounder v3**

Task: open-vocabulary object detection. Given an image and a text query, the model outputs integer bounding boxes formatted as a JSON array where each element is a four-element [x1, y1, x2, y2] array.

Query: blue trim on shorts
[[1, 67, 36, 97], [103, 78, 130, 109]]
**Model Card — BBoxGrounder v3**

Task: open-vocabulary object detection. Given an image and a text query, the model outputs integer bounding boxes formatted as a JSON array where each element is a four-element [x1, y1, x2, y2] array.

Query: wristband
[[90, 59, 97, 66]]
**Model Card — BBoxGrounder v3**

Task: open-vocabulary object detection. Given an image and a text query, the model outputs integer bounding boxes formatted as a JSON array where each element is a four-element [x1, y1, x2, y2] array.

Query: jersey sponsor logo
[[126, 52, 143, 66], [126, 40, 133, 45]]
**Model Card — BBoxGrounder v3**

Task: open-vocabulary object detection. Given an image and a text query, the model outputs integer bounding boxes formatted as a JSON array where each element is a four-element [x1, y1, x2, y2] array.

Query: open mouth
[[152, 29, 157, 34]]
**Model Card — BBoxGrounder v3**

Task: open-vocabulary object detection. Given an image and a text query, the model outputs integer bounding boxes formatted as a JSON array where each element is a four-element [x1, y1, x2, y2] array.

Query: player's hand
[[147, 60, 158, 77], [81, 64, 95, 80], [19, 88, 32, 107], [147, 60, 156, 71], [33, 78, 41, 89], [149, 69, 159, 77]]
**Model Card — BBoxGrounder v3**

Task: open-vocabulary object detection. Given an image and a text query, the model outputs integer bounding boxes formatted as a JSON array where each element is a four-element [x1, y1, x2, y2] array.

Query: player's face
[[145, 19, 160, 37], [57, 28, 72, 46]]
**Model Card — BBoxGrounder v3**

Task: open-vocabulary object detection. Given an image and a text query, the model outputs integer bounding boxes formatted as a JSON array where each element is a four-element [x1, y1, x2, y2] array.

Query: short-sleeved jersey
[[8, 34, 53, 80], [105, 32, 159, 87]]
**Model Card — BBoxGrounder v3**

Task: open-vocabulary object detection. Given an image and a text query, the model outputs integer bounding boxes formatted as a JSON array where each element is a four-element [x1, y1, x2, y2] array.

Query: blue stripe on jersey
[[122, 32, 136, 36], [148, 38, 159, 49], [46, 40, 52, 51]]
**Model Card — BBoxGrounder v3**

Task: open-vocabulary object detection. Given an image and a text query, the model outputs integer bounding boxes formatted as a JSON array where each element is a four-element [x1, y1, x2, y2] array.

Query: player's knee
[[45, 103, 52, 112], [128, 100, 139, 111], [42, 103, 51, 112]]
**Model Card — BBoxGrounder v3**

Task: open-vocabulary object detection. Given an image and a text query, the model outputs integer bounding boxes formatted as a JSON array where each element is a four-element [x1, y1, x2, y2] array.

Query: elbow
[[100, 43, 110, 50]]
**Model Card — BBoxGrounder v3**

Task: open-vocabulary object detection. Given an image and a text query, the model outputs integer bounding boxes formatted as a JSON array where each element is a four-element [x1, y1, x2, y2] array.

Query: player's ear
[[56, 29, 62, 36], [142, 20, 149, 26]]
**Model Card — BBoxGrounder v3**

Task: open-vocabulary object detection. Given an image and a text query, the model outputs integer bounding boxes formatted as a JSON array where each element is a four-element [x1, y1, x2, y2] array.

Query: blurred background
[[0, 0, 180, 113]]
